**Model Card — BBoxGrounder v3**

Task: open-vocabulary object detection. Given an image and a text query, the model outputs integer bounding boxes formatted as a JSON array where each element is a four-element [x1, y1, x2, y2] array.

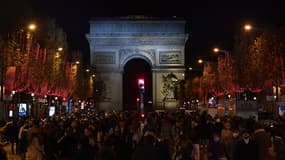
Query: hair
[[253, 122, 264, 130], [143, 135, 155, 145]]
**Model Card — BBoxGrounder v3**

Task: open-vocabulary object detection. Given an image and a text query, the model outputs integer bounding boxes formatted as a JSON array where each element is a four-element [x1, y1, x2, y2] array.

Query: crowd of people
[[0, 109, 284, 160]]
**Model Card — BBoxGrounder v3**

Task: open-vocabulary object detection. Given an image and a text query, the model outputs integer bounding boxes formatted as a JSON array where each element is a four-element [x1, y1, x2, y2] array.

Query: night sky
[[1, 0, 285, 65], [1, 0, 285, 109]]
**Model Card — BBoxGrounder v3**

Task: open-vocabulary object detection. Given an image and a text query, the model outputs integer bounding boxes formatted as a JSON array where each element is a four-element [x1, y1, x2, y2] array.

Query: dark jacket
[[235, 138, 258, 160], [132, 135, 168, 160]]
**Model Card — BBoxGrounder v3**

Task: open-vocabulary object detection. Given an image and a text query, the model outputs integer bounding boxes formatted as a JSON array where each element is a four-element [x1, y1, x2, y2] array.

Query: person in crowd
[[57, 120, 79, 160], [109, 123, 133, 160], [130, 121, 141, 151], [0, 146, 7, 160], [207, 131, 227, 160], [235, 130, 258, 160], [272, 125, 285, 160], [253, 122, 272, 160], [43, 119, 61, 160], [78, 125, 100, 160], [100, 136, 116, 160], [213, 118, 224, 134], [132, 128, 164, 160], [225, 128, 241, 160], [220, 121, 232, 145], [18, 119, 30, 160], [172, 128, 193, 160], [26, 119, 45, 160], [5, 118, 19, 154], [189, 118, 201, 160]]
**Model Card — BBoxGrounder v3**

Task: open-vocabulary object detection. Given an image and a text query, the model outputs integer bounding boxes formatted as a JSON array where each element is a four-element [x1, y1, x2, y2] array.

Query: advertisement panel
[[18, 103, 27, 116], [49, 106, 55, 117]]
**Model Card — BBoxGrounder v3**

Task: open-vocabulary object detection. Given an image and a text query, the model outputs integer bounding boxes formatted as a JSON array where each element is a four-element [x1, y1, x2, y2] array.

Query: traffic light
[[140, 113, 145, 119], [138, 79, 144, 93]]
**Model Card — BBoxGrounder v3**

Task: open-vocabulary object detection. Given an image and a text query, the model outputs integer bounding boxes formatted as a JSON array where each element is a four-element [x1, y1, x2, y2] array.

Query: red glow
[[138, 79, 144, 85]]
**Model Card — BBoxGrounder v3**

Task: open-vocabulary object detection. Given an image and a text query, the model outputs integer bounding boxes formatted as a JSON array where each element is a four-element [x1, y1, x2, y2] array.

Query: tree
[[233, 30, 257, 88], [249, 27, 285, 87], [36, 18, 68, 94]]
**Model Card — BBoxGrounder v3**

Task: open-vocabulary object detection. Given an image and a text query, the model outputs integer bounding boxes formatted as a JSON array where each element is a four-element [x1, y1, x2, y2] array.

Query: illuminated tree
[[36, 19, 68, 93], [233, 30, 256, 88], [234, 26, 285, 89]]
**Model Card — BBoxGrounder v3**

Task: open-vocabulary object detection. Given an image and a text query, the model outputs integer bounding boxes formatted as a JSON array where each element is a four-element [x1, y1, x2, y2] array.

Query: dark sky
[[1, 0, 285, 66]]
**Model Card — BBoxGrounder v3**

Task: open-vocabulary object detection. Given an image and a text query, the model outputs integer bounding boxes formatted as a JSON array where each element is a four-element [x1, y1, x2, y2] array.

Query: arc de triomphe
[[86, 17, 188, 111]]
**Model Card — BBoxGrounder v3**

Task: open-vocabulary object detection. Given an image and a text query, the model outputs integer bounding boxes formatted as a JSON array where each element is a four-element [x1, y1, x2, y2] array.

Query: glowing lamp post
[[138, 79, 145, 113], [28, 24, 36, 31], [136, 97, 140, 110], [244, 24, 252, 31]]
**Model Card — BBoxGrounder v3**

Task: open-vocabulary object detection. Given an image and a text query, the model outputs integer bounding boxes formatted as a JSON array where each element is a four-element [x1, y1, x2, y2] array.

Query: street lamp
[[213, 47, 232, 115], [28, 24, 36, 31], [243, 24, 264, 32], [244, 24, 252, 31], [213, 48, 219, 53], [187, 59, 205, 108], [198, 59, 203, 64], [26, 23, 36, 52], [213, 47, 230, 55], [57, 47, 63, 51]]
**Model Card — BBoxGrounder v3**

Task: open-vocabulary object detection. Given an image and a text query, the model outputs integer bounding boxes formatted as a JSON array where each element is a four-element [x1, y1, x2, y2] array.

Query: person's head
[[143, 134, 156, 145], [213, 132, 221, 142], [216, 118, 221, 123], [242, 130, 251, 139], [71, 120, 78, 131], [224, 122, 231, 129], [191, 119, 198, 128], [254, 122, 264, 130], [84, 127, 93, 137], [143, 130, 157, 145], [232, 129, 240, 138], [114, 125, 121, 135]]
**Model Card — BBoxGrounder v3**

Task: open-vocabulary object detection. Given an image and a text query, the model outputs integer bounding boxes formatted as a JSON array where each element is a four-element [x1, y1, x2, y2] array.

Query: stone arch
[[120, 52, 154, 69], [86, 18, 188, 111]]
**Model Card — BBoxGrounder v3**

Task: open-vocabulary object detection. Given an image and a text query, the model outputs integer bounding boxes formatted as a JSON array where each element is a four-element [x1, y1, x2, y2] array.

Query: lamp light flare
[[58, 47, 63, 51], [213, 48, 219, 52], [198, 59, 203, 64], [28, 24, 36, 31], [244, 24, 252, 31]]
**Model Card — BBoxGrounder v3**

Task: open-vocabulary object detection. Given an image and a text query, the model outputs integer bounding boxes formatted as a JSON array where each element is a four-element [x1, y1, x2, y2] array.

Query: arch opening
[[123, 58, 152, 111]]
